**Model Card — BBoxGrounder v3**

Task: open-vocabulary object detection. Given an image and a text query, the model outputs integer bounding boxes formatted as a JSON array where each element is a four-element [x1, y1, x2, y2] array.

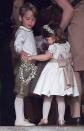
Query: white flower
[[43, 24, 54, 34]]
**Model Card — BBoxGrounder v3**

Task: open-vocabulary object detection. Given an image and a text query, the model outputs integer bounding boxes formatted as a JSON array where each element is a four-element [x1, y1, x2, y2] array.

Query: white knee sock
[[43, 96, 52, 120], [14, 97, 25, 122], [56, 96, 65, 121]]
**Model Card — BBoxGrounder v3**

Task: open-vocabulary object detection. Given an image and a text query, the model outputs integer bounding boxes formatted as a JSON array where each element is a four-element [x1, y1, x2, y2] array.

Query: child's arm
[[14, 31, 25, 54], [14, 29, 30, 60], [29, 52, 53, 61]]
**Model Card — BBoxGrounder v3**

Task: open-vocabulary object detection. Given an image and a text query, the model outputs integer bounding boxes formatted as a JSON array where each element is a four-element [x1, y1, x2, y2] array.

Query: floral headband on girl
[[43, 24, 54, 34]]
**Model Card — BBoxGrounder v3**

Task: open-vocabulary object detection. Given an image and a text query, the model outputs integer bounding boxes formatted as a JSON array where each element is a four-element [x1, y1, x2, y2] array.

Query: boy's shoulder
[[15, 26, 27, 38], [16, 26, 26, 34]]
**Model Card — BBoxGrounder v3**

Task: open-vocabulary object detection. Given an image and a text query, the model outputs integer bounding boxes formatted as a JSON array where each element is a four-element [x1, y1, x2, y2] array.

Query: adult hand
[[51, 0, 74, 30]]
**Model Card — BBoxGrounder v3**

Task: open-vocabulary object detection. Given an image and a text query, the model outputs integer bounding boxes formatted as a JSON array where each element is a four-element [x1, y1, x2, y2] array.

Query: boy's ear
[[19, 15, 22, 22]]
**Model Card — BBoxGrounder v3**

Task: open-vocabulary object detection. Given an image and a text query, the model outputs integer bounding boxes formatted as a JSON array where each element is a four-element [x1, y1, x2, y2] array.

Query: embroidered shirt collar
[[19, 26, 32, 32]]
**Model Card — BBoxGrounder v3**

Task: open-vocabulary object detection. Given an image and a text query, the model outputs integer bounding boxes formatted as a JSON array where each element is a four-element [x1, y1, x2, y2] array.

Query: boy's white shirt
[[14, 26, 37, 55]]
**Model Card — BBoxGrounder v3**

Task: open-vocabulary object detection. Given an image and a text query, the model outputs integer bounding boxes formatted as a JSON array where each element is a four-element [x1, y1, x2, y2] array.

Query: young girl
[[14, 3, 38, 126], [28, 22, 79, 126]]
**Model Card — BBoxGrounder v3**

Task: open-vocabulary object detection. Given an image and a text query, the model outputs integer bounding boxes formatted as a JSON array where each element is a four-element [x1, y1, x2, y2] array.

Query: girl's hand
[[28, 56, 32, 61], [28, 56, 35, 64]]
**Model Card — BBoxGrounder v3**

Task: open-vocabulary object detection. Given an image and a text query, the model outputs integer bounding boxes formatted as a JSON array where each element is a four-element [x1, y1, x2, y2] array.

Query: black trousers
[[0, 36, 15, 125]]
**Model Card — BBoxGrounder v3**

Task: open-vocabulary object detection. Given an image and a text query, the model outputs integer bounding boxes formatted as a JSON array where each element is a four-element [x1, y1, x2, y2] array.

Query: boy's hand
[[20, 51, 28, 62]]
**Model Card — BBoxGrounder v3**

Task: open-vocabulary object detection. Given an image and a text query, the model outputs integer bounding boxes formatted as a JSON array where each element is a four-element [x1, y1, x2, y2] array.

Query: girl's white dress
[[33, 42, 79, 97]]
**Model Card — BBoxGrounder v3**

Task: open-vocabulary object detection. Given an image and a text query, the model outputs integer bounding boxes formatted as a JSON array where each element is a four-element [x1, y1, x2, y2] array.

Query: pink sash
[[51, 54, 74, 89]]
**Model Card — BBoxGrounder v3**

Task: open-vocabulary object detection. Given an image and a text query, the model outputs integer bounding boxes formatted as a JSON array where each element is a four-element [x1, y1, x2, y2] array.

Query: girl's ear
[[57, 36, 60, 41], [53, 35, 57, 42], [55, 35, 59, 42], [19, 15, 22, 22]]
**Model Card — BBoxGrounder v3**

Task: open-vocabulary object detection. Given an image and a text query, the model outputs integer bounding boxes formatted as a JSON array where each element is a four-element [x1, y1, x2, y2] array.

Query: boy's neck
[[20, 26, 32, 31]]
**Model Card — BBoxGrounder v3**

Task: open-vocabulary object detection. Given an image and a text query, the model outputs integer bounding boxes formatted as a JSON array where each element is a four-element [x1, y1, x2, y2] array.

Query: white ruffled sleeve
[[65, 41, 70, 52], [14, 29, 25, 54], [48, 44, 57, 54]]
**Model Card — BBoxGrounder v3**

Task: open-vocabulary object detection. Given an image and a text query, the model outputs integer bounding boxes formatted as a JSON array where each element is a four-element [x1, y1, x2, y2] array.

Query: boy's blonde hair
[[19, 2, 38, 18]]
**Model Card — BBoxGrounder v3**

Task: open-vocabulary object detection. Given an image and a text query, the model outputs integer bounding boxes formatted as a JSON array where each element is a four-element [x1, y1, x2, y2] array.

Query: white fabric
[[43, 96, 53, 119], [14, 97, 25, 122], [14, 26, 37, 55], [34, 42, 79, 97], [56, 96, 65, 121], [48, 42, 70, 59]]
